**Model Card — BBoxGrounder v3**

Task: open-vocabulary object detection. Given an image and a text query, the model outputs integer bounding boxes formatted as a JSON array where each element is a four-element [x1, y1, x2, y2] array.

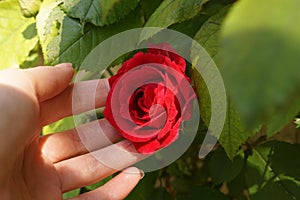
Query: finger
[[40, 119, 122, 163], [54, 140, 148, 192], [24, 63, 74, 102], [40, 78, 110, 126], [69, 167, 143, 200]]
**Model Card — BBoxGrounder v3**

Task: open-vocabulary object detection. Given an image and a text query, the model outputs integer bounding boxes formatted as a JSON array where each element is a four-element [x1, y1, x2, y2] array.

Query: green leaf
[[62, 189, 80, 199], [43, 116, 75, 135], [141, 0, 207, 40], [192, 5, 254, 159], [220, 0, 300, 129], [193, 6, 228, 62], [37, 0, 144, 69], [263, 142, 300, 181], [209, 148, 244, 185], [18, 0, 41, 17], [169, 0, 235, 38], [246, 141, 300, 199], [219, 99, 254, 159], [20, 43, 40, 68], [85, 175, 113, 191], [37, 0, 82, 67], [0, 0, 38, 69], [62, 0, 139, 27], [139, 0, 163, 20], [170, 14, 207, 38]]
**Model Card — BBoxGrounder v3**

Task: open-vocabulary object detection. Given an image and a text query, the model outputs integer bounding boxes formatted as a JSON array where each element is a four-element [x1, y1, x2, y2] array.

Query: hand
[[0, 63, 145, 200]]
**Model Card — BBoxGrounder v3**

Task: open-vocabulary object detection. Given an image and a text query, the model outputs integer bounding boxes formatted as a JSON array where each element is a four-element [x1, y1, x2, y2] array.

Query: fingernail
[[123, 167, 145, 179], [139, 169, 145, 180], [55, 63, 73, 69], [103, 78, 111, 92]]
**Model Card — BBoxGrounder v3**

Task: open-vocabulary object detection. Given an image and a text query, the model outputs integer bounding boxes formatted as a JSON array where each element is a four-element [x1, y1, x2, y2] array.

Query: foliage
[[1, 0, 300, 199], [0, 0, 38, 69]]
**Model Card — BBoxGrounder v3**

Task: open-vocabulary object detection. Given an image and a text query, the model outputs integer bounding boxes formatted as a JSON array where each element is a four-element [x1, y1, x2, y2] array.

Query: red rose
[[104, 44, 195, 153]]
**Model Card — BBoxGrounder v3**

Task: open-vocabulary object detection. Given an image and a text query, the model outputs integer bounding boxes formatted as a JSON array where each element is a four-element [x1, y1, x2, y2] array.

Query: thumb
[[25, 63, 74, 102]]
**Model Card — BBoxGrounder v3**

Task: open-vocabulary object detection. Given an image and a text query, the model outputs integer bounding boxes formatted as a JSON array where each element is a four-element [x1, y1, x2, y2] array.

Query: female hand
[[0, 63, 145, 200]]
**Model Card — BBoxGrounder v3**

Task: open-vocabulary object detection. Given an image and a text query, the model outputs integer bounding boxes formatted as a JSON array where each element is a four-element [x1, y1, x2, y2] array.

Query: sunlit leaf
[[246, 141, 300, 199], [141, 0, 208, 40], [18, 0, 41, 17], [37, 0, 145, 70], [0, 0, 38, 69], [62, 189, 80, 199], [62, 0, 139, 26], [43, 116, 75, 135]]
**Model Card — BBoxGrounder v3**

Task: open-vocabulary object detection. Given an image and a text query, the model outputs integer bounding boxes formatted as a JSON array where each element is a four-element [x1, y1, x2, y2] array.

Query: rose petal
[[159, 120, 180, 147], [148, 43, 186, 72], [148, 104, 167, 129], [133, 120, 180, 154], [133, 138, 161, 154]]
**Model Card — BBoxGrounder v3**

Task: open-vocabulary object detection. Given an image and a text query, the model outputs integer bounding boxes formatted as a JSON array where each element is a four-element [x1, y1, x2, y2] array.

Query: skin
[[0, 63, 146, 200]]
